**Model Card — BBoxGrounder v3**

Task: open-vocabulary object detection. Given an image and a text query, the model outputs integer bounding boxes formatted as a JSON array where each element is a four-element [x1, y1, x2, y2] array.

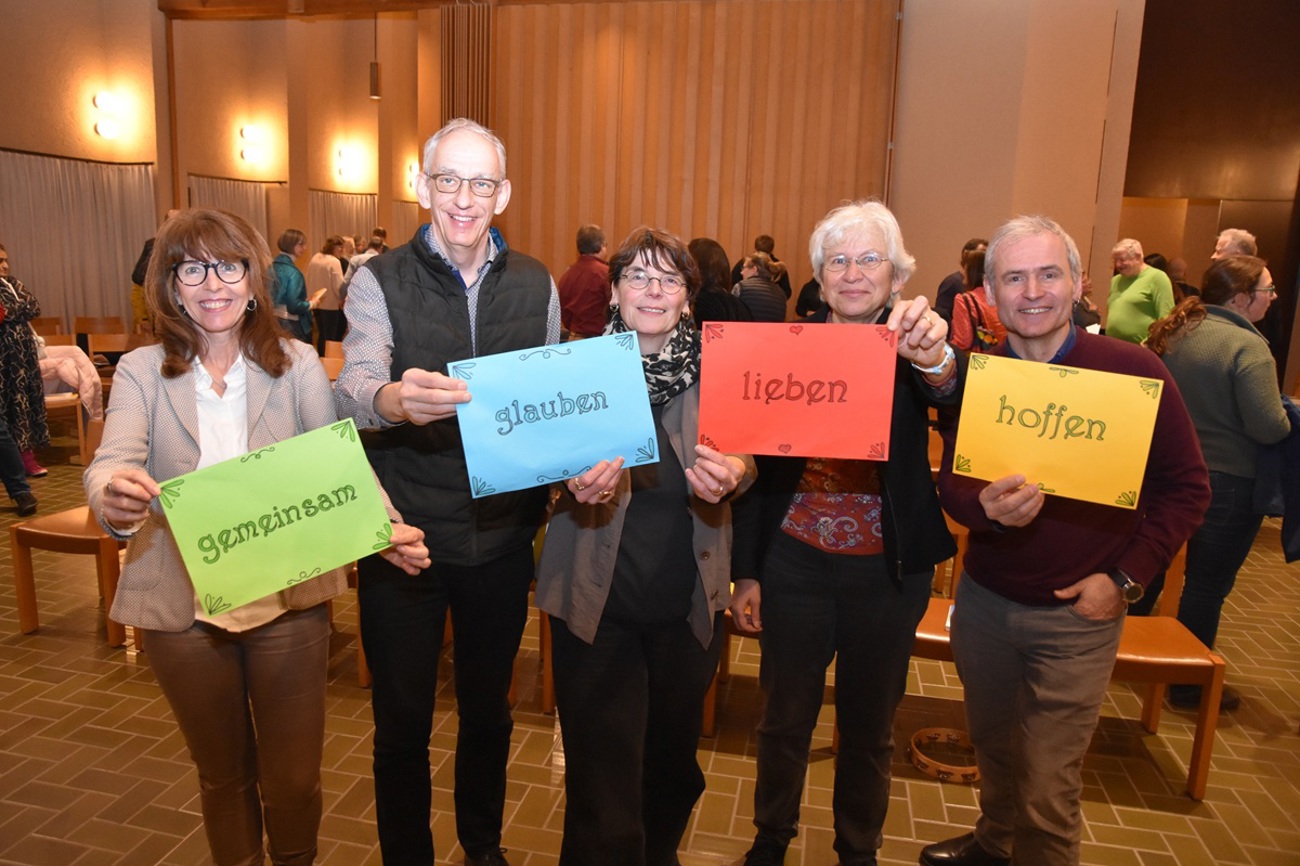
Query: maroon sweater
[[938, 329, 1210, 606]]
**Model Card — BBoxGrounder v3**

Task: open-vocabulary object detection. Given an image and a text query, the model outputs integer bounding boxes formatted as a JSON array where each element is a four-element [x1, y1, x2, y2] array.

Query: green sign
[[160, 419, 392, 616]]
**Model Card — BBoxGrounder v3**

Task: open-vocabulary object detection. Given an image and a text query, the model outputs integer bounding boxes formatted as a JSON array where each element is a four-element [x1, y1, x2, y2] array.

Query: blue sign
[[449, 333, 659, 498]]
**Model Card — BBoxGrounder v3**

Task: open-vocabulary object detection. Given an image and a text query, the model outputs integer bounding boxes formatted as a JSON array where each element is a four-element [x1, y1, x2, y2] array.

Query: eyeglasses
[[824, 253, 887, 273], [1253, 285, 1277, 297], [173, 259, 248, 286], [425, 173, 502, 197], [622, 270, 686, 294]]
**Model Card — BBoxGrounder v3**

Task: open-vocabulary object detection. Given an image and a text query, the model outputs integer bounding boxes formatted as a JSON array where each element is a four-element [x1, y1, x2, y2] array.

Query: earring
[[246, 298, 258, 312]]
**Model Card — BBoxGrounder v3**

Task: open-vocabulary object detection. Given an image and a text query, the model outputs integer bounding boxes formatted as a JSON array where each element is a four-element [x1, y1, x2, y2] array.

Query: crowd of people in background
[[3, 114, 1293, 866]]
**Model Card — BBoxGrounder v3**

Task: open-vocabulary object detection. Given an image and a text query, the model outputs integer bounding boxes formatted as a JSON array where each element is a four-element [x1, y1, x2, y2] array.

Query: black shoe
[[742, 838, 787, 866], [14, 491, 37, 517], [919, 832, 1009, 866], [1169, 685, 1241, 712], [465, 849, 510, 866]]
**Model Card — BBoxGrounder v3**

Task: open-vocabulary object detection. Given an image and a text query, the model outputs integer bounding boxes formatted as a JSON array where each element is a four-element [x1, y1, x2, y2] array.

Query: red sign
[[699, 322, 897, 459]]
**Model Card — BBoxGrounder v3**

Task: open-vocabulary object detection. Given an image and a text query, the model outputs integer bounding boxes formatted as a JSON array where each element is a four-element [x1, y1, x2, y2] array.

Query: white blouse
[[190, 355, 290, 632]]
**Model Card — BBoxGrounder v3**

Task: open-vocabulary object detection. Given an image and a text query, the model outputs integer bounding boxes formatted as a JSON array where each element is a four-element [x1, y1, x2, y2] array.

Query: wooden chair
[[41, 333, 75, 346], [913, 542, 1224, 800], [321, 356, 344, 381], [87, 333, 154, 390], [43, 392, 91, 466], [324, 340, 344, 359], [74, 316, 127, 355], [30, 316, 65, 336], [73, 316, 126, 337], [10, 420, 129, 648]]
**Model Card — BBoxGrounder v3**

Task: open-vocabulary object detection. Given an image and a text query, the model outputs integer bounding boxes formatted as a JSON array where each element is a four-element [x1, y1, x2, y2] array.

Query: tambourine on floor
[[908, 726, 980, 784]]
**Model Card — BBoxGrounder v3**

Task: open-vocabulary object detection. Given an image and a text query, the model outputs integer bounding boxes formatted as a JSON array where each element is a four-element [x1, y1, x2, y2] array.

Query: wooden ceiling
[[158, 0, 620, 19]]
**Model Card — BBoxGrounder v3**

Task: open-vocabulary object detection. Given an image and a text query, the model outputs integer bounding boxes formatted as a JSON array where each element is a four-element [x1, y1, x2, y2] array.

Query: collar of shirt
[[422, 224, 504, 292], [1003, 323, 1079, 364], [191, 354, 250, 470]]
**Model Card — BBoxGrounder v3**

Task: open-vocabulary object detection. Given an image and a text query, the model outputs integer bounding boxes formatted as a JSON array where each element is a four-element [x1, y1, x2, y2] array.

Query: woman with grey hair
[[730, 201, 963, 866]]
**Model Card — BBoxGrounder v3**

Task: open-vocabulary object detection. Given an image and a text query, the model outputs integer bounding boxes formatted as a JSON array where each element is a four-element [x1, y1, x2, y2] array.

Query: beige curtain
[[0, 149, 155, 327], [188, 175, 272, 241], [309, 190, 379, 252]]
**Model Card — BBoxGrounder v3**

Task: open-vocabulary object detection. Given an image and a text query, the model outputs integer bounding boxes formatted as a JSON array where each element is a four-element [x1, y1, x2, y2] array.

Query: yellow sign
[[952, 354, 1163, 509]]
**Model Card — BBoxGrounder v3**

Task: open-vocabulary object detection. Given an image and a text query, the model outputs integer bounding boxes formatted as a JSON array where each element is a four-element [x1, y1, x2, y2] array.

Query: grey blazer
[[86, 339, 376, 631], [534, 384, 756, 648]]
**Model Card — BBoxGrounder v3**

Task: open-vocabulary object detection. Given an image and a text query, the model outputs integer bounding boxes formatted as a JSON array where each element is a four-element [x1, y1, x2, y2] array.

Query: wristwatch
[[1107, 568, 1145, 604]]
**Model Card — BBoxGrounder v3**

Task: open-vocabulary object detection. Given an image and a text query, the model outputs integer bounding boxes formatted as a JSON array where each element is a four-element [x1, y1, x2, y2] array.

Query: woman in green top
[[1146, 255, 1289, 710]]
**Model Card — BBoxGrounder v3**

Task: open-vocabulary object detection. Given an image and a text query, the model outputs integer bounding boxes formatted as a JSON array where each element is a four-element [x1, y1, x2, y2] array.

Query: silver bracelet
[[911, 343, 955, 376]]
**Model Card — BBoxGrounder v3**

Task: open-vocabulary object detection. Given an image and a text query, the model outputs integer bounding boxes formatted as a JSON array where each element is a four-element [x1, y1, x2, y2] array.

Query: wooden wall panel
[[492, 0, 899, 287]]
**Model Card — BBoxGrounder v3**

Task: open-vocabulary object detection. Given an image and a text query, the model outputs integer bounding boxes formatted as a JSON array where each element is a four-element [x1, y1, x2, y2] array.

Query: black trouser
[[359, 546, 534, 864]]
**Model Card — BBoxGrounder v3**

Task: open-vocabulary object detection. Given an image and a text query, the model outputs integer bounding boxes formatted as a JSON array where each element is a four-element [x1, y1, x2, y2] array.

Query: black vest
[[363, 227, 552, 565]]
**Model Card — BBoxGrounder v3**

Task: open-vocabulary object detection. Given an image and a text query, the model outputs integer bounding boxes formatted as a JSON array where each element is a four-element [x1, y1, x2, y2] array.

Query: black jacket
[[732, 307, 963, 583]]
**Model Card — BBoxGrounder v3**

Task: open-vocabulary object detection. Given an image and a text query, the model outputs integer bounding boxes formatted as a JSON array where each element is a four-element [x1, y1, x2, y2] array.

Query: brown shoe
[[919, 832, 1009, 866]]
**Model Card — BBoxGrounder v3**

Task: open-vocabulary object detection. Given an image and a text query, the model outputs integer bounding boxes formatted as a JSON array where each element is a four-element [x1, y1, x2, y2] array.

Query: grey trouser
[[951, 576, 1123, 866]]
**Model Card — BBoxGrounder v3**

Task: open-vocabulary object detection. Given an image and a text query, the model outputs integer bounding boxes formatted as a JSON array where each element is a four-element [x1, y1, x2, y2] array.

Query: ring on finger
[[714, 485, 725, 496], [573, 481, 586, 492], [598, 489, 613, 499], [105, 479, 115, 496]]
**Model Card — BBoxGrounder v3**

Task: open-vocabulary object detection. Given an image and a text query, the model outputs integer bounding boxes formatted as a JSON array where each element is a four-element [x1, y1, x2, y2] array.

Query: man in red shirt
[[557, 225, 611, 338]]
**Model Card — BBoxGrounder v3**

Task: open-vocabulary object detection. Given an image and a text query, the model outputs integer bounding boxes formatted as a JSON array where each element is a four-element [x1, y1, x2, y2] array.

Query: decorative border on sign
[[518, 347, 572, 362], [635, 437, 657, 464], [331, 419, 358, 442], [159, 479, 184, 509], [536, 465, 594, 484], [372, 521, 394, 551]]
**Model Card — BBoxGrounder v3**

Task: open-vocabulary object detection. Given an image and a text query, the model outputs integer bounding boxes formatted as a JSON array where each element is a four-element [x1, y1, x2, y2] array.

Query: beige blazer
[[86, 339, 376, 631]]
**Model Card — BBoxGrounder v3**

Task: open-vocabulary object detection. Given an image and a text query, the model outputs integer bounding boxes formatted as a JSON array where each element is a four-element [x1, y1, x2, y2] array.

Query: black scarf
[[606, 312, 700, 406]]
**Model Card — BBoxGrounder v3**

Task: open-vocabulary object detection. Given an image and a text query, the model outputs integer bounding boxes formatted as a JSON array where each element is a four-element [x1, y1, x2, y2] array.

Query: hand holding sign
[[101, 468, 162, 531], [378, 368, 470, 425], [886, 296, 949, 368], [684, 443, 747, 503], [565, 457, 626, 504], [379, 522, 432, 575], [977, 473, 1045, 527]]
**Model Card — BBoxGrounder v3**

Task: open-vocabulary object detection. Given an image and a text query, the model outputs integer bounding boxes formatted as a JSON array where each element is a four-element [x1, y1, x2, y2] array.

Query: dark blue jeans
[[752, 532, 930, 863], [551, 613, 723, 866], [1170, 472, 1262, 700], [358, 545, 534, 865], [0, 411, 31, 499]]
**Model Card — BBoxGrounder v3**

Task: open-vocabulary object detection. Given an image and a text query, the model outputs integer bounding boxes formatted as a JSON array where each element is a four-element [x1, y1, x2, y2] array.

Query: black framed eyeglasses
[[173, 259, 248, 286], [425, 173, 502, 197]]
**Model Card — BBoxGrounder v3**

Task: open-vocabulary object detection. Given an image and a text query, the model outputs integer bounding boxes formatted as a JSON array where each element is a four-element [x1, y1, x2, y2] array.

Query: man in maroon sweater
[[556, 224, 611, 338], [923, 216, 1209, 866]]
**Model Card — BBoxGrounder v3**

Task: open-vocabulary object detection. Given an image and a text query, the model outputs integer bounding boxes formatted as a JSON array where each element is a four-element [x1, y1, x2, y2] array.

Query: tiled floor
[[2, 426, 1299, 865]]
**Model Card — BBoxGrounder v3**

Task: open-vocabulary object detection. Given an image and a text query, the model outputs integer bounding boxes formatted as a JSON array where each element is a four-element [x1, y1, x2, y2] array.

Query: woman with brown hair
[[86, 208, 429, 866], [1145, 254, 1289, 711], [536, 227, 754, 866]]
